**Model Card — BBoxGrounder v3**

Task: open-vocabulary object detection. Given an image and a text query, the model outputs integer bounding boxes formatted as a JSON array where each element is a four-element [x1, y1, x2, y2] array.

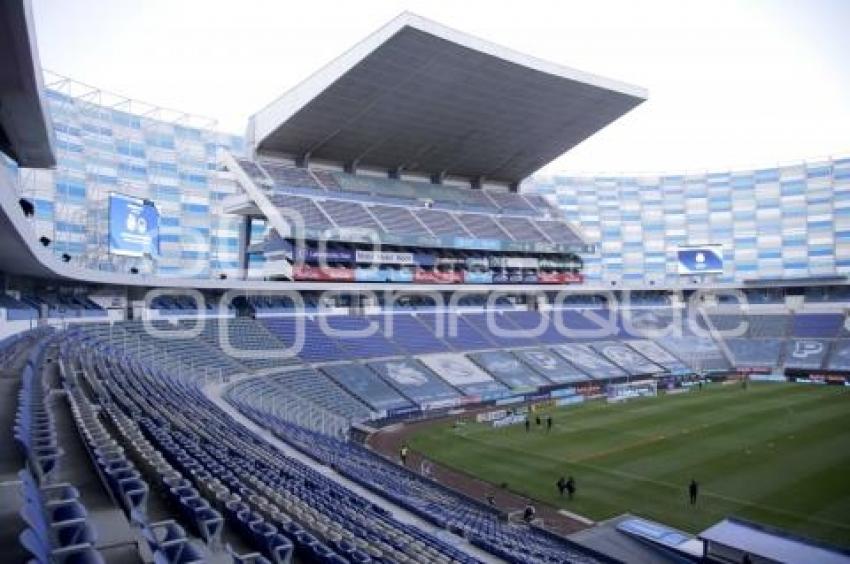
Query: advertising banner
[[108, 193, 160, 257], [464, 271, 493, 284], [465, 257, 489, 269], [414, 270, 462, 283], [414, 252, 436, 267], [292, 264, 355, 281], [354, 267, 388, 282], [294, 247, 354, 263], [784, 339, 829, 370], [387, 268, 414, 282], [470, 351, 551, 389], [492, 271, 509, 283], [677, 244, 724, 275], [355, 250, 415, 264], [418, 353, 505, 397], [369, 359, 460, 406], [515, 348, 590, 383], [322, 364, 412, 412], [626, 340, 690, 374], [552, 344, 627, 379], [592, 341, 664, 375]]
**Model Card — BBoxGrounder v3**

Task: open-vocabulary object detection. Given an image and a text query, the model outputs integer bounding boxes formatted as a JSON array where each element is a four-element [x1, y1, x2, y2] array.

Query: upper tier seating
[[415, 208, 471, 237], [268, 194, 334, 231], [485, 190, 537, 215], [262, 162, 322, 189], [534, 220, 583, 245], [318, 199, 384, 232], [368, 205, 433, 237], [20, 294, 106, 319], [236, 158, 272, 185], [0, 294, 37, 320], [456, 214, 510, 240], [237, 160, 585, 246], [497, 216, 548, 242]]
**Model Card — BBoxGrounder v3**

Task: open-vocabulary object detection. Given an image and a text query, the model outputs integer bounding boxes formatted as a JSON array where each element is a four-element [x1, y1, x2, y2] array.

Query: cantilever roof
[[0, 0, 55, 167], [248, 13, 647, 184]]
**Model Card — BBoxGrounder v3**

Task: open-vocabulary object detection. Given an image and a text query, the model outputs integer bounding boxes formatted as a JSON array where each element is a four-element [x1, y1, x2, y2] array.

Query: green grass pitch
[[408, 382, 850, 547]]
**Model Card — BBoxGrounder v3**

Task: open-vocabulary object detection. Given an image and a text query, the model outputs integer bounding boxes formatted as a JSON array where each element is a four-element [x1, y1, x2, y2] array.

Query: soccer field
[[408, 382, 850, 547]]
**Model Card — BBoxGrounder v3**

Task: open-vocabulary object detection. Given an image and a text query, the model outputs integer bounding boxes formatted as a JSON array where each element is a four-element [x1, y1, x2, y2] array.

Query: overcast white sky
[[30, 0, 850, 175]]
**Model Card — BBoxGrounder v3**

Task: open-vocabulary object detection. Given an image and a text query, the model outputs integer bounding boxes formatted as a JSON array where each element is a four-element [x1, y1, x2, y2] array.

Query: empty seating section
[[503, 311, 565, 344], [0, 294, 37, 320], [522, 193, 559, 214], [792, 313, 845, 337], [463, 313, 537, 348], [261, 162, 323, 189], [187, 318, 301, 371], [332, 172, 419, 199], [19, 294, 106, 318], [13, 330, 109, 563], [745, 315, 790, 338], [485, 190, 537, 215], [415, 208, 471, 237], [263, 317, 349, 362], [369, 205, 433, 236], [497, 216, 548, 242], [317, 199, 384, 232], [237, 158, 272, 184], [249, 369, 372, 421], [236, 160, 588, 246], [228, 404, 602, 564], [417, 314, 496, 351], [534, 220, 582, 245], [724, 339, 784, 367], [383, 314, 451, 354], [61, 329, 475, 563], [457, 213, 510, 240], [83, 321, 248, 376], [321, 316, 403, 358], [268, 194, 334, 231], [310, 168, 341, 190]]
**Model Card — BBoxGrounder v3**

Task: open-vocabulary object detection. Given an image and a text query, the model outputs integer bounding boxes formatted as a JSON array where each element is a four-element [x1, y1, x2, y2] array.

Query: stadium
[[1, 2, 849, 563]]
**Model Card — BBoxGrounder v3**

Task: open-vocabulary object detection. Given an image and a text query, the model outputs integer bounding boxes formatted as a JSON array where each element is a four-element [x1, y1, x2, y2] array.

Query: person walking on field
[[566, 476, 576, 500], [689, 479, 699, 505], [546, 415, 553, 433], [400, 444, 409, 466], [557, 476, 566, 497]]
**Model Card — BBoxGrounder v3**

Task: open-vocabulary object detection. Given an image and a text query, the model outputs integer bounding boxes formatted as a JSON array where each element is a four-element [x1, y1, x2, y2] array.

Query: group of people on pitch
[[525, 413, 553, 432]]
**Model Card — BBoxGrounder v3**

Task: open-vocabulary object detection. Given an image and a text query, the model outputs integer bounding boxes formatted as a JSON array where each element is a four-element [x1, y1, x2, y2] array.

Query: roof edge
[[247, 12, 647, 156]]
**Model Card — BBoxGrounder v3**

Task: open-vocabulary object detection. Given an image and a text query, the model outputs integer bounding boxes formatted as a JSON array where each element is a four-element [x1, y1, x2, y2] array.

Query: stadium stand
[[225, 398, 605, 564], [4, 6, 850, 562]]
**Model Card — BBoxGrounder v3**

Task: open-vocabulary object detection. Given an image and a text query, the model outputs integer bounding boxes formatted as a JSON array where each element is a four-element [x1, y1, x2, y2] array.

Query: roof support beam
[[344, 160, 359, 174], [430, 171, 446, 185], [296, 152, 311, 168]]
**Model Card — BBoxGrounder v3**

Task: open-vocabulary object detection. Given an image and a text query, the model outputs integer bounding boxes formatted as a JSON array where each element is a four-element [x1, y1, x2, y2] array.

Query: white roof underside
[[248, 13, 647, 184]]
